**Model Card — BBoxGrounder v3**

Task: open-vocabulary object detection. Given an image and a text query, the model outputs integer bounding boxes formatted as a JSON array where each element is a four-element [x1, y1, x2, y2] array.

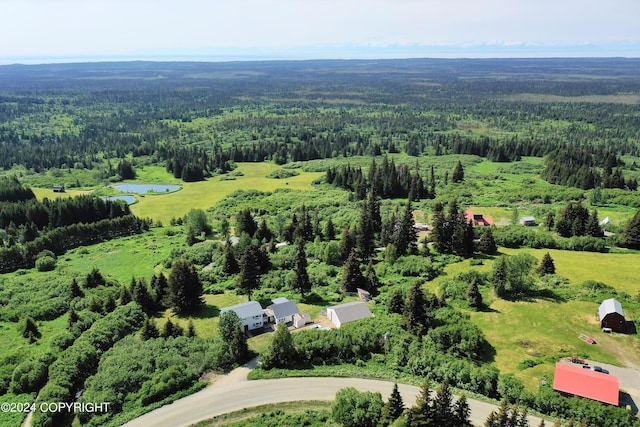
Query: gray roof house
[[220, 300, 264, 332], [519, 216, 536, 226], [265, 298, 300, 325], [598, 298, 626, 333], [326, 301, 373, 328]]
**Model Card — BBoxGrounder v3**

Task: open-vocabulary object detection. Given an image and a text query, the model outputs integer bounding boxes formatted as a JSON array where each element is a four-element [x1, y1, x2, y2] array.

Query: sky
[[2, 0, 640, 63]]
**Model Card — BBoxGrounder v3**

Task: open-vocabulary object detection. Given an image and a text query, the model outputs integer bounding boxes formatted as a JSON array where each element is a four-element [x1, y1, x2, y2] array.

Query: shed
[[357, 288, 372, 302], [220, 301, 264, 332], [553, 363, 619, 406], [326, 301, 373, 328], [52, 185, 65, 193], [598, 298, 626, 333], [519, 216, 536, 226], [599, 217, 612, 226], [293, 313, 311, 328]]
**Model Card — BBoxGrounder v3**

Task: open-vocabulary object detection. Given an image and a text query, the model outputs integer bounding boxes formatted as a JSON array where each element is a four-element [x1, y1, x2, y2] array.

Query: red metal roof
[[552, 363, 619, 406]]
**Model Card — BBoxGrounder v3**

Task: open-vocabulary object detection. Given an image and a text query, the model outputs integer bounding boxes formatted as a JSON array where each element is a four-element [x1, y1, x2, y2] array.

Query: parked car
[[594, 366, 603, 372]]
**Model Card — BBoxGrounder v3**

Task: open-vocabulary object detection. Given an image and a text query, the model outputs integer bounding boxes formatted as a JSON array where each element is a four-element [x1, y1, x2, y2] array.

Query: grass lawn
[[129, 163, 324, 224]]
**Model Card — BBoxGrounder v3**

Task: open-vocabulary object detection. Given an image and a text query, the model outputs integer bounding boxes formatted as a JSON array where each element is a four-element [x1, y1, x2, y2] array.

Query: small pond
[[113, 184, 180, 194], [103, 195, 137, 205]]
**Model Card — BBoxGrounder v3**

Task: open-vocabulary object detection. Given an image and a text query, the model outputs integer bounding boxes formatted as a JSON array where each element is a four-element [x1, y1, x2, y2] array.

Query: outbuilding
[[553, 363, 619, 406], [220, 301, 264, 333], [519, 216, 536, 226], [598, 298, 626, 333], [265, 297, 300, 325], [326, 301, 373, 328]]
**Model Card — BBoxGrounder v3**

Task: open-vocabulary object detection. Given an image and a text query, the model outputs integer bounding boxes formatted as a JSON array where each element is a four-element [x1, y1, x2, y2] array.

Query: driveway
[[122, 358, 545, 427]]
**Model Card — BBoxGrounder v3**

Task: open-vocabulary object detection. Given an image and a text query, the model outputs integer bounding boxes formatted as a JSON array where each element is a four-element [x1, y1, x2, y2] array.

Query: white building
[[220, 301, 264, 332], [326, 301, 373, 328], [264, 297, 301, 325]]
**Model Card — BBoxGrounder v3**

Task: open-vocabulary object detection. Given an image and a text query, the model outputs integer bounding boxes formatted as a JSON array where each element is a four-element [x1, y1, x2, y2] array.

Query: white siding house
[[264, 298, 300, 325], [220, 301, 264, 332], [326, 301, 373, 328]]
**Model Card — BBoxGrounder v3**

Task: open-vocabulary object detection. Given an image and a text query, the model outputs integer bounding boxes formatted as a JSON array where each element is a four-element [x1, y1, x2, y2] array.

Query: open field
[[129, 163, 324, 224]]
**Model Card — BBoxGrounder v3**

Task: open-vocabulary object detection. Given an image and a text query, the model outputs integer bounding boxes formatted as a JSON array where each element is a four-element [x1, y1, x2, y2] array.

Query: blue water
[[113, 184, 180, 194], [103, 195, 137, 204]]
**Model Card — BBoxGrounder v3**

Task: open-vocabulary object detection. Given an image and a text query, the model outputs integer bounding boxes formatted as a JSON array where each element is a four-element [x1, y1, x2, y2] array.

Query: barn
[[553, 363, 619, 406], [598, 298, 626, 333], [326, 301, 373, 328]]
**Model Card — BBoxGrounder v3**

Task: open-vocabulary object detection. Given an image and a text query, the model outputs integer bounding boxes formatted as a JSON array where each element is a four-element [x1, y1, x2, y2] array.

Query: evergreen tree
[[119, 285, 132, 305], [228, 324, 249, 363], [406, 379, 434, 427], [396, 200, 417, 256], [387, 288, 405, 314], [103, 294, 116, 313], [168, 259, 204, 313], [69, 277, 83, 299], [378, 383, 404, 427], [432, 381, 454, 427], [478, 226, 497, 254], [85, 267, 106, 288], [620, 210, 640, 249], [586, 209, 603, 238], [452, 160, 465, 183], [341, 250, 366, 293], [538, 252, 556, 275], [236, 208, 257, 237], [340, 226, 356, 262], [324, 218, 336, 241], [452, 394, 472, 427], [357, 198, 377, 259], [185, 319, 196, 337], [162, 318, 175, 338], [238, 244, 262, 300], [544, 212, 555, 232], [185, 227, 198, 246], [151, 273, 169, 309], [365, 260, 380, 296], [492, 256, 508, 298], [67, 308, 79, 329], [219, 217, 230, 239], [467, 277, 483, 309], [294, 239, 312, 297], [404, 280, 430, 336], [132, 277, 154, 313], [222, 241, 240, 275], [256, 218, 273, 242], [431, 202, 448, 253], [140, 317, 160, 340]]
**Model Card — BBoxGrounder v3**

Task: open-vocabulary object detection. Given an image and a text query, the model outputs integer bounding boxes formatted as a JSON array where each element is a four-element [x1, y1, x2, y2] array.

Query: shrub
[[35, 256, 56, 272]]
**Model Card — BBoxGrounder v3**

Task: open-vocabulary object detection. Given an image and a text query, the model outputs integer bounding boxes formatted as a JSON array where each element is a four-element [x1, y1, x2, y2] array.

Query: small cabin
[[52, 185, 66, 193], [519, 216, 536, 226]]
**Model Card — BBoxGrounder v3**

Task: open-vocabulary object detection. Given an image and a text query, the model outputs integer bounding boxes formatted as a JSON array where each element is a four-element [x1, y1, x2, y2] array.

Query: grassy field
[[434, 247, 640, 391], [129, 163, 324, 224]]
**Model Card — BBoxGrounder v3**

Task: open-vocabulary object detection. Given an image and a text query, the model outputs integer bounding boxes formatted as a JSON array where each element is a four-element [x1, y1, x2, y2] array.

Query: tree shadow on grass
[[179, 304, 220, 319]]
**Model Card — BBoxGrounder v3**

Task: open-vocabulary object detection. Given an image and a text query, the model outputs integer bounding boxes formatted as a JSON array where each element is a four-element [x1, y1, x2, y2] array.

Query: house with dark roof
[[464, 209, 493, 226], [553, 363, 619, 406], [599, 298, 626, 333], [326, 301, 373, 328], [220, 301, 264, 332]]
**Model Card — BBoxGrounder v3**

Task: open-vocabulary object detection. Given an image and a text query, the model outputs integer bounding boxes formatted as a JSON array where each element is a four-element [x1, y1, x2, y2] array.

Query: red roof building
[[464, 210, 494, 226], [552, 363, 619, 406]]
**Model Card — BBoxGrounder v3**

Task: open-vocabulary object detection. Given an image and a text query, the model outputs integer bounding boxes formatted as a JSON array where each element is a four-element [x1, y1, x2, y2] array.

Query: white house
[[326, 301, 373, 328], [264, 297, 300, 325], [293, 313, 311, 328], [220, 301, 264, 332]]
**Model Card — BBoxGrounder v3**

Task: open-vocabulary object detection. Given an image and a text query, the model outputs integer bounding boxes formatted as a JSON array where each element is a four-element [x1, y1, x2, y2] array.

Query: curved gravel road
[[122, 359, 545, 427]]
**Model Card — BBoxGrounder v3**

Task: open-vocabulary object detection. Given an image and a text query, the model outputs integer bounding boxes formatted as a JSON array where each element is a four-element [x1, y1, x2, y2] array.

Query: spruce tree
[[340, 226, 356, 261], [467, 277, 483, 309], [185, 320, 196, 337], [168, 259, 204, 314], [478, 226, 497, 254], [432, 380, 454, 426], [378, 383, 404, 427], [538, 252, 556, 275], [294, 239, 312, 297], [387, 289, 405, 314], [396, 200, 417, 256], [452, 394, 472, 427], [341, 250, 366, 293], [119, 285, 132, 305], [406, 379, 434, 427], [236, 208, 257, 237], [141, 317, 160, 340], [586, 209, 603, 238], [620, 210, 640, 249], [324, 218, 336, 241], [452, 160, 465, 183], [492, 256, 508, 298], [431, 202, 448, 254], [358, 198, 376, 259], [261, 323, 298, 369], [365, 260, 380, 296], [222, 241, 239, 275], [404, 280, 429, 336], [238, 244, 262, 300], [69, 278, 83, 298]]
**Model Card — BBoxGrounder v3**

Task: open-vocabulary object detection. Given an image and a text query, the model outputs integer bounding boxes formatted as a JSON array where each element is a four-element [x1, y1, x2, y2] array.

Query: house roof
[[599, 216, 611, 225], [220, 300, 263, 319], [464, 210, 494, 226], [271, 300, 299, 319], [520, 216, 535, 222], [599, 298, 625, 321], [272, 297, 289, 304], [327, 301, 373, 325], [553, 363, 619, 405]]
